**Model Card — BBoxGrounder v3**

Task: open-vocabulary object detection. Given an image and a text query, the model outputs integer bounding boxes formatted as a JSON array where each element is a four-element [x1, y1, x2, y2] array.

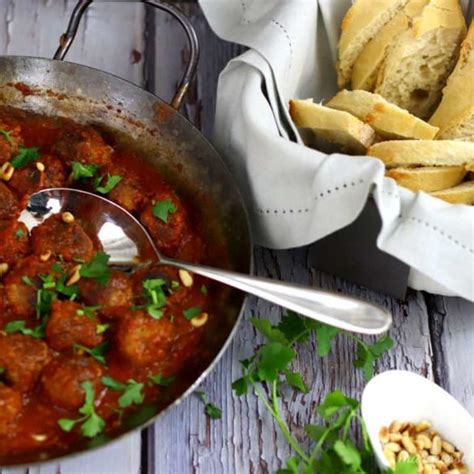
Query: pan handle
[[53, 0, 199, 110]]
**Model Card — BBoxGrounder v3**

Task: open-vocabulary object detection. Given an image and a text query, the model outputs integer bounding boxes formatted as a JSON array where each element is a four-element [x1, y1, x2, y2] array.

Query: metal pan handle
[[53, 0, 199, 110]]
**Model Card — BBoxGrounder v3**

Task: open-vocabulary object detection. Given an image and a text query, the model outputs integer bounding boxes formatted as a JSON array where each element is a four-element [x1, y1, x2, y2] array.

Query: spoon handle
[[163, 259, 392, 335]]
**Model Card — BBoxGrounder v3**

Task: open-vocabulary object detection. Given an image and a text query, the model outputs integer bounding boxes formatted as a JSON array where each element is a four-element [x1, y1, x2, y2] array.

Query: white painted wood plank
[[439, 297, 474, 413], [0, 2, 145, 473]]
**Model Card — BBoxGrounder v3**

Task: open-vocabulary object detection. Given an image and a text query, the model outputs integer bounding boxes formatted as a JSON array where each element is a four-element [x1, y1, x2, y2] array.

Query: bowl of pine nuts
[[361, 370, 473, 473]]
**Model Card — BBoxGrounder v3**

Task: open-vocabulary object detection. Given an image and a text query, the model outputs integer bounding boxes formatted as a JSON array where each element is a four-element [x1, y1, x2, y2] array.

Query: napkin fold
[[199, 0, 474, 301]]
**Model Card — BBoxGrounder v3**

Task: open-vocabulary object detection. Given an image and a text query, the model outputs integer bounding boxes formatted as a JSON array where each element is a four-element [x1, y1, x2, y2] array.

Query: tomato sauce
[[0, 106, 217, 463]]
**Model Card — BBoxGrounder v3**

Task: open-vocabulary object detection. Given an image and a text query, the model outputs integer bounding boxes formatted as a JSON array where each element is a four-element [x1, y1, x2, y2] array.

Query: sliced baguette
[[367, 140, 474, 167], [326, 89, 439, 140], [374, 0, 467, 119], [430, 181, 474, 204], [430, 21, 474, 140], [386, 166, 466, 191], [437, 106, 474, 141], [352, 0, 429, 91], [289, 99, 375, 154], [337, 0, 409, 88]]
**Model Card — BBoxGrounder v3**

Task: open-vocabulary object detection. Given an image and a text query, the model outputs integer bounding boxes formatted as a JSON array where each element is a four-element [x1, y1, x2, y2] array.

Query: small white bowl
[[361, 370, 474, 472]]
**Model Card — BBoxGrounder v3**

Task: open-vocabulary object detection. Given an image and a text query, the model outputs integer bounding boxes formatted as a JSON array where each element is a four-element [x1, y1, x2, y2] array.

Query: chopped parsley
[[149, 374, 175, 387], [142, 278, 168, 319], [10, 145, 40, 169], [76, 305, 102, 319], [72, 162, 99, 180], [94, 174, 123, 194], [195, 391, 222, 420], [58, 381, 105, 438], [152, 199, 177, 223], [0, 130, 13, 144], [80, 252, 111, 285], [15, 227, 25, 239], [183, 307, 202, 320], [4, 320, 47, 339], [200, 285, 208, 295], [101, 376, 144, 408], [95, 323, 109, 335], [74, 342, 109, 366]]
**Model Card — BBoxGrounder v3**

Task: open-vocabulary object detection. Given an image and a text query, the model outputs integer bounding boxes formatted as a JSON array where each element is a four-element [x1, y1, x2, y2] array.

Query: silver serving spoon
[[19, 188, 392, 335]]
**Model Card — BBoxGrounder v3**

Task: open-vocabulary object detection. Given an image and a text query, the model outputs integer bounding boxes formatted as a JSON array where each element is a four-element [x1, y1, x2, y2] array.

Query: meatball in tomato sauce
[[0, 183, 18, 220], [0, 386, 22, 436], [41, 355, 104, 411]]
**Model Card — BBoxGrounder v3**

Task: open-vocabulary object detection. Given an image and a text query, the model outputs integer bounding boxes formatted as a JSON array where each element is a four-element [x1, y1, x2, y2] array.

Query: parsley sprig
[[152, 199, 177, 223], [80, 252, 111, 285], [195, 391, 222, 420], [58, 381, 105, 438], [10, 145, 40, 169], [101, 376, 144, 408], [0, 129, 13, 144], [231, 312, 405, 474], [94, 174, 123, 194], [71, 162, 99, 180], [141, 278, 168, 319], [74, 342, 109, 366]]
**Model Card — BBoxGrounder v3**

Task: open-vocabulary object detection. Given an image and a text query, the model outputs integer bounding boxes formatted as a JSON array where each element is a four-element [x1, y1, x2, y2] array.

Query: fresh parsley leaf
[[354, 335, 394, 381], [101, 375, 125, 391], [231, 377, 249, 396], [58, 381, 105, 438], [149, 374, 176, 387], [152, 199, 177, 223], [387, 458, 418, 474], [147, 305, 164, 320], [74, 342, 109, 366], [102, 376, 144, 408], [142, 279, 168, 319], [277, 311, 309, 343], [317, 390, 359, 421], [183, 307, 202, 320], [333, 440, 361, 469], [0, 130, 13, 144], [315, 323, 340, 357], [94, 174, 123, 194], [251, 317, 288, 344], [4, 320, 46, 339], [80, 252, 111, 285], [284, 370, 308, 393], [71, 162, 98, 180], [369, 335, 394, 357], [15, 228, 25, 238], [22, 275, 34, 286], [256, 342, 295, 382], [96, 323, 109, 335], [76, 305, 102, 319], [195, 391, 222, 420], [10, 145, 39, 169]]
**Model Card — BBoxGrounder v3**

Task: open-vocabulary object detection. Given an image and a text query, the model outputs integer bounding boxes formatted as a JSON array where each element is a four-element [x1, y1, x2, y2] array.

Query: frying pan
[[0, 0, 252, 466]]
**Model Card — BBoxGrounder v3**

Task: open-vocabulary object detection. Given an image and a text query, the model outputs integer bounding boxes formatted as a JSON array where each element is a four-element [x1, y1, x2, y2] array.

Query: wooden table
[[0, 2, 472, 473]]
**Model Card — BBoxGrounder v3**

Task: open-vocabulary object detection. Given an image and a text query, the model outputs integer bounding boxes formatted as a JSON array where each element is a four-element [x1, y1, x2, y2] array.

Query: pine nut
[[446, 470, 460, 474], [423, 466, 433, 474], [190, 312, 208, 328], [385, 442, 402, 453], [431, 436, 442, 455], [0, 262, 9, 277], [379, 426, 389, 443], [389, 433, 402, 442], [32, 434, 47, 442], [401, 436, 417, 455], [417, 434, 432, 450], [442, 441, 455, 454], [389, 420, 402, 433], [39, 250, 52, 262], [416, 420, 432, 432], [66, 264, 81, 286], [397, 450, 410, 462], [36, 161, 45, 172], [1, 162, 14, 181], [441, 454, 453, 465], [383, 448, 396, 467], [62, 212, 75, 224], [427, 455, 439, 463], [178, 269, 193, 288], [420, 449, 429, 459]]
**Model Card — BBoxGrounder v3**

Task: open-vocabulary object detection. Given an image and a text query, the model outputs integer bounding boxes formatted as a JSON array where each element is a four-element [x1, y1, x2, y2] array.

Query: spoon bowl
[[20, 188, 393, 335]]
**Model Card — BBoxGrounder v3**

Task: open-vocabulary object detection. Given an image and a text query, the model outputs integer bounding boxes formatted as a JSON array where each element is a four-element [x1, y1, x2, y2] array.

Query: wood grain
[[0, 2, 472, 473]]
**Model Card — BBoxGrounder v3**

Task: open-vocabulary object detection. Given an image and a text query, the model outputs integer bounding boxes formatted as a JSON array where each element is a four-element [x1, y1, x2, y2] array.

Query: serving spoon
[[19, 188, 392, 335]]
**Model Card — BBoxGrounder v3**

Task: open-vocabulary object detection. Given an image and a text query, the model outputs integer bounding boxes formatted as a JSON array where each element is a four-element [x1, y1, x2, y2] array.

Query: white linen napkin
[[199, 0, 474, 301]]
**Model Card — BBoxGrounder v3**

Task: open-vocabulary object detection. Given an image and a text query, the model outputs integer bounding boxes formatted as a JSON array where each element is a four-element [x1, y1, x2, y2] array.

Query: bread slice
[[337, 0, 410, 88], [374, 0, 467, 119], [352, 0, 429, 91], [367, 140, 474, 167], [430, 181, 474, 204], [326, 90, 439, 140], [430, 21, 474, 139], [437, 106, 474, 141], [386, 166, 466, 191], [289, 99, 375, 154]]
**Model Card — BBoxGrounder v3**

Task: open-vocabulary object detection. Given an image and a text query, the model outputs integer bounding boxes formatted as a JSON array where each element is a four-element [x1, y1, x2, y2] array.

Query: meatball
[[41, 355, 103, 410], [0, 334, 52, 392], [140, 190, 188, 255], [53, 127, 112, 167], [116, 311, 175, 367], [3, 256, 57, 319], [46, 300, 104, 351], [0, 220, 29, 266], [78, 270, 133, 319], [0, 182, 18, 220], [0, 121, 22, 165], [8, 155, 66, 197], [108, 179, 146, 213], [0, 385, 22, 436], [31, 214, 94, 262]]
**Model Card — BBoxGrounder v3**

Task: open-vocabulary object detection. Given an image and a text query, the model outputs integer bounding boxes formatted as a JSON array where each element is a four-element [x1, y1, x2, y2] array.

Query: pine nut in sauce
[[39, 250, 52, 262], [61, 212, 75, 224], [190, 312, 208, 328], [0, 262, 9, 277], [36, 161, 45, 172], [178, 269, 193, 288], [66, 264, 82, 286], [1, 162, 14, 181]]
